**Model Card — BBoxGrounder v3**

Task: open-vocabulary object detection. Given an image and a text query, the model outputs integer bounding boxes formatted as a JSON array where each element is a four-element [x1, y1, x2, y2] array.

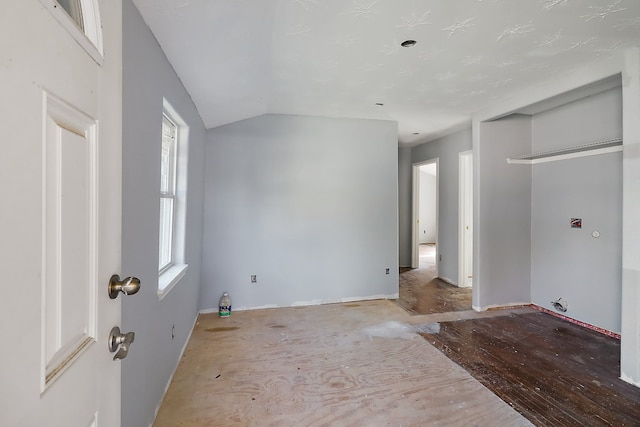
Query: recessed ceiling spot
[[401, 40, 417, 47]]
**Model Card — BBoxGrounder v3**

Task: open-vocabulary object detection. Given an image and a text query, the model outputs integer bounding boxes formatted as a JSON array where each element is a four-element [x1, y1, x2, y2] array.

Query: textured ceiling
[[131, 0, 640, 145]]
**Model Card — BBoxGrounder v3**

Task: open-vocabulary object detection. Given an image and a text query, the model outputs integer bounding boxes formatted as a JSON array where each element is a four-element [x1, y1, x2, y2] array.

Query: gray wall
[[531, 88, 622, 332], [398, 147, 412, 266], [122, 1, 206, 426], [201, 114, 398, 310], [475, 115, 532, 308], [406, 128, 473, 283]]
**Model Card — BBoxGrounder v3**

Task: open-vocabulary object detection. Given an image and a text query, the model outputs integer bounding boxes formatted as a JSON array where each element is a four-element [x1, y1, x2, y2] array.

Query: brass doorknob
[[108, 274, 141, 299]]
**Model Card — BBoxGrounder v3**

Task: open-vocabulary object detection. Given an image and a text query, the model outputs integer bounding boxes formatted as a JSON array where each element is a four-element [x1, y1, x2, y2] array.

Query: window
[[159, 114, 177, 272], [56, 0, 84, 30], [158, 103, 189, 298]]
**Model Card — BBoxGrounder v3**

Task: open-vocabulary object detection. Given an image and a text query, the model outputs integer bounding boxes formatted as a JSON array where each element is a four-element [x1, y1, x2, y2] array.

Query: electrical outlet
[[385, 268, 390, 275], [251, 275, 257, 283]]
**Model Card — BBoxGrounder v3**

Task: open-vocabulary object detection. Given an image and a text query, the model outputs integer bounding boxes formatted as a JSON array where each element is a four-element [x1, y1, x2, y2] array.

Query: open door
[[1, 1, 129, 425], [458, 150, 473, 288]]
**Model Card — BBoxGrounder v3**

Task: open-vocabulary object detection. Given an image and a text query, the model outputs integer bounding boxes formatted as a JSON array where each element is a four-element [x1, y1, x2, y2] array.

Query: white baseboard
[[438, 276, 458, 287], [473, 302, 531, 312], [199, 293, 399, 314], [150, 312, 199, 427]]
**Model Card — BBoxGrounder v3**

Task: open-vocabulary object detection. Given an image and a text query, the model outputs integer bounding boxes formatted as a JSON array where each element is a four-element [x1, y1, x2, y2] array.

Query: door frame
[[458, 150, 473, 288], [411, 158, 439, 272]]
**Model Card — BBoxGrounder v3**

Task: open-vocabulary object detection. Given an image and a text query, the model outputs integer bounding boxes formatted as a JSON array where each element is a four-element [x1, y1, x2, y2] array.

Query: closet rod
[[507, 137, 622, 165]]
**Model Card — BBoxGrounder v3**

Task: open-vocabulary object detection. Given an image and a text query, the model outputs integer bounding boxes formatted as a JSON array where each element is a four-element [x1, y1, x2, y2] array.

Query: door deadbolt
[[108, 274, 141, 299], [109, 326, 135, 360]]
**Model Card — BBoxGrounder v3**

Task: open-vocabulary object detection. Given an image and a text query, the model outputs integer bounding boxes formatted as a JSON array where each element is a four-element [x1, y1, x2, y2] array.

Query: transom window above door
[[40, 0, 104, 64], [56, 0, 84, 29]]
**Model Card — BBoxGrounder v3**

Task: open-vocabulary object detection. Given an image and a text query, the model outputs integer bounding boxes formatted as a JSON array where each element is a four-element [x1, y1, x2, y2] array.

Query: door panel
[[43, 94, 97, 389]]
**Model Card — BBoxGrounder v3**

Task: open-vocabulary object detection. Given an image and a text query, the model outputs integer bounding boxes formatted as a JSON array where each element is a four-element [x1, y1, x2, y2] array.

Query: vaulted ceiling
[[131, 0, 640, 145]]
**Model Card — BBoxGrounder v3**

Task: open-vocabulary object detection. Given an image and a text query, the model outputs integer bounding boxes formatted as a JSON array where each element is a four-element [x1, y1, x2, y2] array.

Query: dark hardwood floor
[[420, 312, 640, 426], [396, 245, 640, 425]]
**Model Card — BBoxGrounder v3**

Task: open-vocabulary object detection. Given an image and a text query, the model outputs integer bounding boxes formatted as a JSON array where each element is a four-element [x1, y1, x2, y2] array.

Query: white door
[[0, 1, 124, 426], [458, 151, 473, 288]]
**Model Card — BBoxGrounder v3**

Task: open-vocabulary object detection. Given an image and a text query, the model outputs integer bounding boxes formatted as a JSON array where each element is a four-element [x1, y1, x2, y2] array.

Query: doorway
[[397, 158, 472, 315], [412, 159, 438, 273]]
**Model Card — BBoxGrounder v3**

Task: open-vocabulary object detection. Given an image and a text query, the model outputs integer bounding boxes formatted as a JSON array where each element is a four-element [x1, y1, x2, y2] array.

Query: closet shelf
[[506, 138, 622, 165]]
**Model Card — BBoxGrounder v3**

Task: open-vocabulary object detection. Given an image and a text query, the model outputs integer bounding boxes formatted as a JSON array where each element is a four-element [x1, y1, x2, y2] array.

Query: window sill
[[158, 264, 188, 300]]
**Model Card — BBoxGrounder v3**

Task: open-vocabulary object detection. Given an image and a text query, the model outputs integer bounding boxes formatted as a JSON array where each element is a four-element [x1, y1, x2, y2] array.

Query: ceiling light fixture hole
[[401, 40, 417, 48]]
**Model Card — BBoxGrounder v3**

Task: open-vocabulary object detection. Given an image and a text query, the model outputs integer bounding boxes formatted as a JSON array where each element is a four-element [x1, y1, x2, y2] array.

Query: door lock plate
[[108, 326, 135, 360]]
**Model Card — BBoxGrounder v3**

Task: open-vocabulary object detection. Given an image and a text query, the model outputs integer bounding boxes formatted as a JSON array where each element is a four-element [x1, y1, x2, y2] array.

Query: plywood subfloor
[[153, 300, 532, 426], [423, 312, 640, 427]]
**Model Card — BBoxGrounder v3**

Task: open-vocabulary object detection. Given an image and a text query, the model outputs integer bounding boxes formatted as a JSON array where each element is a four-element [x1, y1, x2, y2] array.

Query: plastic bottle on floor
[[219, 292, 232, 318]]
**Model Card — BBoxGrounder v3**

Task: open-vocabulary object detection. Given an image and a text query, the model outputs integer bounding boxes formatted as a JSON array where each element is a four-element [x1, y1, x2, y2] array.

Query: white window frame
[[159, 114, 177, 273], [158, 101, 189, 299]]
